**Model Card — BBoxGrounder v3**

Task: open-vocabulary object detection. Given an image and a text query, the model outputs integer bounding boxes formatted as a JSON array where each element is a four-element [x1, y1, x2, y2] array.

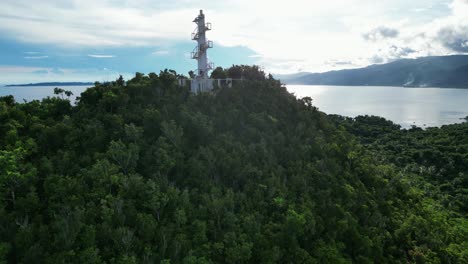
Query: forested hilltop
[[0, 66, 466, 263]]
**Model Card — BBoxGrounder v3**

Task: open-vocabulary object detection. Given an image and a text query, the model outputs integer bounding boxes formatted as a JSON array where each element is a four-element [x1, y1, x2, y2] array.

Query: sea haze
[[0, 85, 90, 103], [287, 85, 468, 128]]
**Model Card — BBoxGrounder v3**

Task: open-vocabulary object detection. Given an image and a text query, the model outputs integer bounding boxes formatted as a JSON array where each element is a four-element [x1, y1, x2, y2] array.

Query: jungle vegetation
[[0, 66, 466, 263]]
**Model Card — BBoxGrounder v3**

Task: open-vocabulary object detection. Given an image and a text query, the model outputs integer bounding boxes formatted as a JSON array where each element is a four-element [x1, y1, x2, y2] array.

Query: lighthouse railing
[[191, 27, 199, 40], [191, 46, 200, 59]]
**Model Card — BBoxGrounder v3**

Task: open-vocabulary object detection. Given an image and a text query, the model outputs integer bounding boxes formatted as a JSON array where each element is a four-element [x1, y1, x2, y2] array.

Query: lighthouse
[[190, 10, 214, 92]]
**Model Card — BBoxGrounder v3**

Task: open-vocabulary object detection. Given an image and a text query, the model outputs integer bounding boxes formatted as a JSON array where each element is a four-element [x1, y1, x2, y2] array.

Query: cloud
[[436, 25, 468, 52], [387, 45, 416, 58], [50, 68, 65, 75], [0, 0, 196, 46], [0, 0, 466, 75], [0, 66, 46, 73], [0, 65, 134, 84], [32, 70, 49, 74], [151, 50, 170, 56], [369, 55, 385, 64], [451, 0, 468, 15], [0, 66, 68, 77], [363, 26, 399, 42], [87, 54, 115, 58], [356, 0, 468, 67], [419, 0, 468, 54], [368, 45, 416, 64], [24, 56, 49, 59], [325, 60, 355, 67], [32, 67, 65, 75]]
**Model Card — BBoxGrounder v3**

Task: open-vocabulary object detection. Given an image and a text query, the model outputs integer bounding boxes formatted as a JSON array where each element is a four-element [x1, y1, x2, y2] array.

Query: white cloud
[[87, 54, 115, 58], [24, 56, 49, 59], [321, 0, 468, 68], [363, 27, 399, 42], [152, 50, 170, 56], [0, 0, 465, 73], [0, 65, 132, 84], [0, 66, 47, 73]]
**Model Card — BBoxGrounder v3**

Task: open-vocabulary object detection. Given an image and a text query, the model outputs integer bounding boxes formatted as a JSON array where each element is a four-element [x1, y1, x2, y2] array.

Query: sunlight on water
[[1, 84, 467, 129], [287, 85, 468, 128]]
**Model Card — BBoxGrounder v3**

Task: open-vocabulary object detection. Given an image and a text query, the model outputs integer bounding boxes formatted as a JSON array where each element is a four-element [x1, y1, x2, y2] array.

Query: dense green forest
[[0, 66, 466, 263], [330, 115, 468, 216]]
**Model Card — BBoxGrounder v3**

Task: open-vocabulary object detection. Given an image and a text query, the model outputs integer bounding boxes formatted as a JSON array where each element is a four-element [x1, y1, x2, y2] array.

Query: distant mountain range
[[279, 55, 468, 88], [6, 82, 94, 87]]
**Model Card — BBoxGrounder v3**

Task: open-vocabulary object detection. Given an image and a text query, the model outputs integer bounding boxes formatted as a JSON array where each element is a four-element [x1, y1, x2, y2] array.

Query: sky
[[0, 0, 468, 84]]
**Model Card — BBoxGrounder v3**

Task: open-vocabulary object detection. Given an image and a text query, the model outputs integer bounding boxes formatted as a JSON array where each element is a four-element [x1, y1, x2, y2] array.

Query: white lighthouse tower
[[190, 10, 214, 92]]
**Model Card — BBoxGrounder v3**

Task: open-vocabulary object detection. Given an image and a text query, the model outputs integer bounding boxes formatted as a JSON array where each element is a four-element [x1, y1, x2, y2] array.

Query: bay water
[[1, 84, 467, 128]]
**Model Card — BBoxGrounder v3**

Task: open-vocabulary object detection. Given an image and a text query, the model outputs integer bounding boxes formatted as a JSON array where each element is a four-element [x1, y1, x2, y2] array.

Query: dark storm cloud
[[363, 26, 400, 42], [437, 26, 468, 52]]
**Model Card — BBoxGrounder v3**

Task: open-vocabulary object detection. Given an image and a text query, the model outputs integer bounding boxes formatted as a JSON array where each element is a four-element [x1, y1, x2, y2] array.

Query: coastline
[[283, 83, 468, 89], [5, 82, 94, 87]]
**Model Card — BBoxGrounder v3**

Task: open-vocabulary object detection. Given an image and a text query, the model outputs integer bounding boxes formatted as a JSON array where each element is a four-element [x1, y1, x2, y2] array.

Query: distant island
[[6, 82, 94, 87], [279, 55, 468, 88]]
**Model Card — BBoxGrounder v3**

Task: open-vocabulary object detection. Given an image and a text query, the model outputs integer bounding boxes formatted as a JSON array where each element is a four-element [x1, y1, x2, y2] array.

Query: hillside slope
[[283, 55, 468, 88], [0, 67, 466, 263]]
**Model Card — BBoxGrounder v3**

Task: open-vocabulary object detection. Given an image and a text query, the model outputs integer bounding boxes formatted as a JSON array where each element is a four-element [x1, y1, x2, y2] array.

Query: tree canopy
[[0, 66, 466, 263]]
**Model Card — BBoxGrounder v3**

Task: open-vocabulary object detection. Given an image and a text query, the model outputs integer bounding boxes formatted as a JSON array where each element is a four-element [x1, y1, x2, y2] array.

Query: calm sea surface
[[0, 85, 90, 103], [287, 85, 468, 128], [1, 85, 467, 128]]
